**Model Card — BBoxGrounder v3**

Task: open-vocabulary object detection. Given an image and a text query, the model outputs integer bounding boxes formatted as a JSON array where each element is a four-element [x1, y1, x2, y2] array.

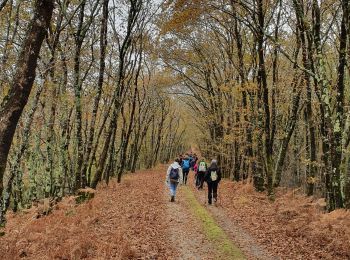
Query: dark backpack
[[169, 167, 180, 183]]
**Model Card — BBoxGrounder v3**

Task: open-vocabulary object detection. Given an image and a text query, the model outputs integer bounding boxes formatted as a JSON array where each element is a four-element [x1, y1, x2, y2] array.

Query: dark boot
[[171, 196, 175, 202]]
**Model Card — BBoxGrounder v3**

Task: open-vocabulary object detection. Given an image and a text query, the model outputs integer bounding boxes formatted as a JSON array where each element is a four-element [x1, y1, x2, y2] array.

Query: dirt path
[[190, 182, 277, 260], [162, 168, 279, 260], [0, 166, 273, 259], [164, 186, 217, 260]]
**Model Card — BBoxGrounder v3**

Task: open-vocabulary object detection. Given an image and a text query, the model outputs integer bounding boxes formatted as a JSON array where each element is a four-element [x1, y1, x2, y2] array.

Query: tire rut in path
[[164, 184, 218, 260], [192, 185, 279, 260], [164, 179, 245, 259]]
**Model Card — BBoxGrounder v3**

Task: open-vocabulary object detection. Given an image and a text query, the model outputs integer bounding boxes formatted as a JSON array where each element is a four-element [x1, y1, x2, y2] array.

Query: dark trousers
[[183, 169, 189, 184], [207, 182, 218, 204], [197, 172, 205, 189]]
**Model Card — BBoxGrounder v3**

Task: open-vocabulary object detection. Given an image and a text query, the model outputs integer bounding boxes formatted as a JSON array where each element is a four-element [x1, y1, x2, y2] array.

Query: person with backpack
[[178, 154, 184, 166], [188, 153, 194, 171], [166, 158, 183, 202], [181, 156, 191, 185], [197, 158, 207, 190], [204, 159, 222, 205], [193, 161, 199, 186], [193, 153, 198, 166]]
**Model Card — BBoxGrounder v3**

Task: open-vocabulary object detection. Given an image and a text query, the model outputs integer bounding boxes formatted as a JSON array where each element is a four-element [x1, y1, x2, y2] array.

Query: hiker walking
[[189, 153, 198, 171], [193, 161, 198, 186], [204, 159, 222, 205], [188, 153, 194, 171], [197, 158, 207, 189], [178, 154, 184, 166], [166, 159, 183, 202], [193, 153, 198, 167], [181, 156, 191, 185]]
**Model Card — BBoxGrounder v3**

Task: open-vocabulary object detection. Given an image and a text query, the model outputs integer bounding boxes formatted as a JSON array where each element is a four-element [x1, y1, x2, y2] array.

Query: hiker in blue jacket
[[166, 158, 183, 202], [181, 156, 191, 185]]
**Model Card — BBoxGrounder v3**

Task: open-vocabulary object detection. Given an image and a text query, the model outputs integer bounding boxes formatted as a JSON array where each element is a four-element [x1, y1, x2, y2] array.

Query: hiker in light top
[[204, 159, 222, 205], [197, 158, 207, 190], [166, 158, 183, 202]]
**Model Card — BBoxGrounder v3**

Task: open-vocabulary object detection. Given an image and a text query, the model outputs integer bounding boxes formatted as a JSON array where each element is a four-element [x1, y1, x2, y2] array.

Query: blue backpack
[[182, 159, 190, 170]]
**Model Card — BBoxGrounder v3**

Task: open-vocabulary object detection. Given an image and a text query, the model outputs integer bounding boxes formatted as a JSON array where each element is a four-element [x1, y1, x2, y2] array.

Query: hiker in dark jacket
[[178, 154, 183, 166], [204, 159, 222, 205], [197, 158, 207, 190]]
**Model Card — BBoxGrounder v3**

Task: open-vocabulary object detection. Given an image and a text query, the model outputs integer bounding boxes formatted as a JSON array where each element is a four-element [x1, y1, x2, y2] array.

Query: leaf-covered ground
[[209, 181, 350, 259], [1, 166, 178, 259], [0, 166, 349, 259]]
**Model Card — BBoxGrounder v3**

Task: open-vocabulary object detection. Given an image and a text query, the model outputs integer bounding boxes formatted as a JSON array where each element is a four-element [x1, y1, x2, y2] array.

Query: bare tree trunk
[[90, 109, 118, 189], [0, 0, 54, 225], [73, 0, 86, 190], [293, 0, 317, 196], [274, 81, 302, 186], [335, 0, 348, 208], [82, 0, 109, 188], [1, 82, 44, 220], [117, 81, 139, 182], [0, 0, 9, 13], [257, 0, 273, 198], [274, 35, 302, 187]]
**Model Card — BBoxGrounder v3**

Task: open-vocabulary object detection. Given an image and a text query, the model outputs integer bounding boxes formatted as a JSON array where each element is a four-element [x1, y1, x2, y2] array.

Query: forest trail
[[2, 1, 350, 259], [1, 165, 350, 260], [165, 180, 275, 260], [0, 166, 275, 260]]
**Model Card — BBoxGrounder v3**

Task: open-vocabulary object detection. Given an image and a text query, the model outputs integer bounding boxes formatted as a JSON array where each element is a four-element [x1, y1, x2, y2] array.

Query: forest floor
[[0, 166, 350, 260]]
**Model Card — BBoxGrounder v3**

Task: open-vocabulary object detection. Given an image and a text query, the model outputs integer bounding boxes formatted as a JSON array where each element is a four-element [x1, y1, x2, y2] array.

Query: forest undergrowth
[[0, 166, 349, 260], [0, 166, 177, 259]]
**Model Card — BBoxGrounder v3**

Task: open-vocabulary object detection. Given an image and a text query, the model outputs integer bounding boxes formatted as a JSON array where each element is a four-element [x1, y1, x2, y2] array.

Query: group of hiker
[[165, 152, 221, 204]]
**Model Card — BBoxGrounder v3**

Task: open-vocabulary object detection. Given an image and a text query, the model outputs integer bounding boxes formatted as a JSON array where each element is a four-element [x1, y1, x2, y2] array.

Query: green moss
[[183, 187, 245, 259]]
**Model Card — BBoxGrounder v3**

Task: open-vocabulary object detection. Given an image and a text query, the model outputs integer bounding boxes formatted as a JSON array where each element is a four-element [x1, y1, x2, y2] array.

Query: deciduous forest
[[0, 0, 350, 259]]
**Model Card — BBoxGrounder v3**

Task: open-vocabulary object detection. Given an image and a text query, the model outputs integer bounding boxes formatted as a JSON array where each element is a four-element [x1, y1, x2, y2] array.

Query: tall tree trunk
[[257, 0, 273, 197], [231, 3, 253, 183], [274, 83, 302, 186], [73, 0, 86, 190], [274, 35, 302, 187], [293, 0, 317, 196], [1, 82, 44, 221], [336, 0, 349, 208], [90, 109, 118, 189], [82, 0, 109, 188], [0, 0, 54, 225], [0, 0, 9, 12], [117, 83, 139, 182]]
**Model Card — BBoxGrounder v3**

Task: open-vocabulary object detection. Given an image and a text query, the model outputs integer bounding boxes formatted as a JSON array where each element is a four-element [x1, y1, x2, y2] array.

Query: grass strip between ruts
[[182, 186, 246, 259]]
